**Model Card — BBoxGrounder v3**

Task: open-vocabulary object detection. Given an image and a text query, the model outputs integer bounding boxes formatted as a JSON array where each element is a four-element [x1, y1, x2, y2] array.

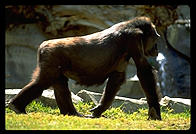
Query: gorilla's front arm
[[133, 55, 161, 120]]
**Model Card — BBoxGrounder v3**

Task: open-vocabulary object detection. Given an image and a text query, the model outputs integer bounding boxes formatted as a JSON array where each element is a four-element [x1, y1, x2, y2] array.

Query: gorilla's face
[[143, 23, 160, 57]]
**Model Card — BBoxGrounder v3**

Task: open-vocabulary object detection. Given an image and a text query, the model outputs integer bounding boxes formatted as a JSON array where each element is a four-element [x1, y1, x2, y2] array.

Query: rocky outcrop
[[5, 5, 190, 98], [167, 20, 190, 58], [155, 5, 190, 98]]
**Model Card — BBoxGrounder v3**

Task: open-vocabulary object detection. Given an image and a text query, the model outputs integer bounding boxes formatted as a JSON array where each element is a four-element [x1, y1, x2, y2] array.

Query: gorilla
[[8, 16, 161, 120]]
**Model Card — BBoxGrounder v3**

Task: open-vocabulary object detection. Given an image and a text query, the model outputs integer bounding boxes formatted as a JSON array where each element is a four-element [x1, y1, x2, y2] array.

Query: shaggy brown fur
[[9, 16, 161, 120]]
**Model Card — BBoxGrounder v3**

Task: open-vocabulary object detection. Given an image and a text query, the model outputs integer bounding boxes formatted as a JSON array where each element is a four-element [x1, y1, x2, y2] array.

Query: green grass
[[5, 101, 190, 130]]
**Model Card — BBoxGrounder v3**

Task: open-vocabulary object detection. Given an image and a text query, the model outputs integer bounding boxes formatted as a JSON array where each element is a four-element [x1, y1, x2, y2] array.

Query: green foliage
[[103, 106, 126, 119], [6, 100, 60, 115], [74, 101, 95, 115], [5, 101, 190, 130]]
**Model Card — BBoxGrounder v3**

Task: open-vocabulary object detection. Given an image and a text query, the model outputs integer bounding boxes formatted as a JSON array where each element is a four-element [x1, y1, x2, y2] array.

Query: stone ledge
[[5, 89, 83, 108], [77, 90, 190, 113], [5, 89, 190, 113]]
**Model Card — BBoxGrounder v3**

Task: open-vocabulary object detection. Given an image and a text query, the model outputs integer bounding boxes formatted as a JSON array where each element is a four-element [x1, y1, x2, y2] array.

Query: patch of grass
[[5, 101, 190, 130]]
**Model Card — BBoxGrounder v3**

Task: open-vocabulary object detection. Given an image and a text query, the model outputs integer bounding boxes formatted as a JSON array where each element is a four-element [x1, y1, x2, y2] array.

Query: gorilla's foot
[[64, 110, 83, 117], [7, 102, 26, 114], [148, 107, 161, 120], [89, 105, 103, 118]]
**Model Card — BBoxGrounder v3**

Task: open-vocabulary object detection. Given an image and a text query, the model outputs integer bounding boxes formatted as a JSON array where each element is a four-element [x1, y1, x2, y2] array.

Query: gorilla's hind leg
[[8, 81, 47, 114], [8, 66, 55, 114], [52, 75, 82, 117]]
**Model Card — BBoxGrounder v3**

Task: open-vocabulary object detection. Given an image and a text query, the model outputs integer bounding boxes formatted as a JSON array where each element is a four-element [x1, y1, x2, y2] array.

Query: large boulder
[[166, 21, 190, 58], [176, 5, 190, 20]]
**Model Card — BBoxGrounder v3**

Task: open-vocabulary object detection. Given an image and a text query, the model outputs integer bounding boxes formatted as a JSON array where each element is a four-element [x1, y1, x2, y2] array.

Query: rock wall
[[156, 5, 190, 98], [5, 5, 190, 98]]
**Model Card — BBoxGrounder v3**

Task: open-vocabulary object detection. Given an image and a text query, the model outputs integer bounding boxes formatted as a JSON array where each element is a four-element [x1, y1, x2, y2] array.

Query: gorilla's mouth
[[146, 43, 158, 57]]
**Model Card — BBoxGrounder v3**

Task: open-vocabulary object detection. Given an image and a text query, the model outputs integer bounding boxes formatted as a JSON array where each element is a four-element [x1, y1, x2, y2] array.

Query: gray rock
[[166, 5, 190, 58], [77, 90, 148, 113], [77, 90, 190, 113], [6, 89, 190, 113], [5, 89, 83, 108], [167, 22, 190, 58], [160, 96, 190, 113], [176, 5, 190, 20], [156, 35, 190, 98], [118, 74, 144, 98], [117, 61, 144, 98], [6, 24, 47, 88]]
